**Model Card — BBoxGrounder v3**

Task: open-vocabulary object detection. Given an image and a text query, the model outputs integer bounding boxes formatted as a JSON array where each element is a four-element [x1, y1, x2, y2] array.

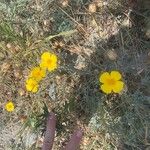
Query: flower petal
[[32, 86, 39, 93], [26, 84, 32, 91], [51, 54, 57, 62], [5, 102, 15, 112], [99, 72, 110, 83], [101, 84, 112, 94], [41, 52, 51, 61], [29, 66, 46, 81], [25, 78, 38, 92], [47, 63, 57, 71], [110, 71, 122, 80], [40, 53, 58, 71], [40, 61, 47, 69], [41, 69, 46, 77], [112, 81, 124, 93]]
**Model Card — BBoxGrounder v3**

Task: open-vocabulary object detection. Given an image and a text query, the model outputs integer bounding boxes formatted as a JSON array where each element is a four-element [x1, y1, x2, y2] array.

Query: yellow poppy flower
[[99, 71, 124, 94], [40, 52, 58, 71], [5, 101, 15, 112], [29, 66, 46, 81], [26, 78, 39, 93]]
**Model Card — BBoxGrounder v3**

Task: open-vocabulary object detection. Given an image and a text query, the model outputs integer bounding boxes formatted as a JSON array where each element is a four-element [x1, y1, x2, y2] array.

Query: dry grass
[[0, 0, 150, 150]]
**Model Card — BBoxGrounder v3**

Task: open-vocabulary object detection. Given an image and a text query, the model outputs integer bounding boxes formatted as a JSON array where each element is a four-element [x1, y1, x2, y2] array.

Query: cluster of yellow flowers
[[5, 70, 124, 113], [99, 71, 124, 94], [25, 52, 58, 93]]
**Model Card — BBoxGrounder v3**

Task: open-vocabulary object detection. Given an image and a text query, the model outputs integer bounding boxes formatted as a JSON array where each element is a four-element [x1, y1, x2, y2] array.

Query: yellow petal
[[5, 102, 14, 112], [41, 69, 46, 77], [40, 54, 58, 71], [101, 84, 112, 94], [26, 83, 32, 91], [26, 78, 38, 84], [47, 63, 57, 71], [40, 61, 47, 69], [50, 54, 57, 62], [32, 85, 39, 93], [99, 72, 110, 83], [31, 67, 40, 73], [29, 66, 46, 81], [112, 81, 124, 93], [26, 78, 30, 84], [25, 78, 38, 92], [110, 71, 122, 81], [41, 52, 51, 61]]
